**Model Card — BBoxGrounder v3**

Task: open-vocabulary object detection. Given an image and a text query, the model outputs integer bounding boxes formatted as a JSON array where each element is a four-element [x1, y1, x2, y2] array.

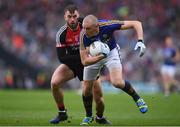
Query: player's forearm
[[121, 21, 144, 40], [80, 51, 104, 66], [84, 55, 104, 66], [133, 21, 143, 40]]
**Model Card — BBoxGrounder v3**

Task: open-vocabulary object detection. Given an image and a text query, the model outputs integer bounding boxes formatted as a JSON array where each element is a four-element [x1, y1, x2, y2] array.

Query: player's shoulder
[[56, 24, 67, 43], [78, 17, 84, 28], [56, 24, 67, 36], [99, 19, 123, 27], [98, 19, 110, 25], [78, 17, 84, 23]]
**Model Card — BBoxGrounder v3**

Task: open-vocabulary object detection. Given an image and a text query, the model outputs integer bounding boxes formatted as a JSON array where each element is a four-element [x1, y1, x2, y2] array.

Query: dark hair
[[64, 4, 78, 13]]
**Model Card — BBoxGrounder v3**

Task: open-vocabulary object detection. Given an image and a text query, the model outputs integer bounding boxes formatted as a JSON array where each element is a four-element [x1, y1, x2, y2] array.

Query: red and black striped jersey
[[55, 18, 83, 63]]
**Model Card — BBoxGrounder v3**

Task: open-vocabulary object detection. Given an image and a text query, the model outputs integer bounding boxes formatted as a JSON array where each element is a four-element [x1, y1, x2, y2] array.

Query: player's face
[[64, 10, 80, 30], [83, 24, 99, 37], [165, 37, 173, 47]]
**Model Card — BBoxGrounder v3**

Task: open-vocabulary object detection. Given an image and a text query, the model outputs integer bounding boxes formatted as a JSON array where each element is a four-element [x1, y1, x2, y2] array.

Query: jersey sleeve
[[99, 20, 124, 32], [56, 24, 67, 47], [56, 24, 69, 63]]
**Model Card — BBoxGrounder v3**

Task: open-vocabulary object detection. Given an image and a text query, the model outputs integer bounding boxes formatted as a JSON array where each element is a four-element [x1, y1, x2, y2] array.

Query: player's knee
[[83, 86, 93, 97], [51, 79, 63, 90], [112, 80, 124, 89], [94, 97, 104, 105], [83, 81, 94, 96], [51, 81, 58, 90], [83, 88, 92, 96]]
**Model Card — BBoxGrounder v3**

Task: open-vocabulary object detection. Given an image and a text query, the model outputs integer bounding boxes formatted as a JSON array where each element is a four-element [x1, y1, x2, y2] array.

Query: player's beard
[[68, 22, 78, 30]]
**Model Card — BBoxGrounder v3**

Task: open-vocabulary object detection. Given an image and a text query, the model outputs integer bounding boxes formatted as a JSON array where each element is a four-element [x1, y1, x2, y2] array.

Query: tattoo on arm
[[79, 30, 86, 50], [80, 40, 85, 50]]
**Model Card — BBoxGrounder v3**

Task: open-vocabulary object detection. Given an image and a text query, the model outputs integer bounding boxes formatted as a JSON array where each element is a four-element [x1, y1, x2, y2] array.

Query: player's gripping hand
[[100, 43, 110, 57], [134, 40, 146, 57]]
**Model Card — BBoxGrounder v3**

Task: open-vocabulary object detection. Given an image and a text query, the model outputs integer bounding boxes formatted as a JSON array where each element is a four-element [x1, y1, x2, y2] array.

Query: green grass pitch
[[0, 89, 180, 126]]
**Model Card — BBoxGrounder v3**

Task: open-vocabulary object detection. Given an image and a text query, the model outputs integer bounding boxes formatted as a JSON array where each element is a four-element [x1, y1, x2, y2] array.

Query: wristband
[[138, 39, 144, 43]]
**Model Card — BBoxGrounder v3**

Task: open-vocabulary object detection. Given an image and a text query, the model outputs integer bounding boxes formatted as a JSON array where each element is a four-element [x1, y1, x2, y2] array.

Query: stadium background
[[0, 0, 180, 126], [0, 0, 179, 91]]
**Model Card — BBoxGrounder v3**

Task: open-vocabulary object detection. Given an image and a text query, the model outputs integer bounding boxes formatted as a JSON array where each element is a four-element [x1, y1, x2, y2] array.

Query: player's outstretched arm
[[120, 21, 143, 40], [120, 21, 146, 57]]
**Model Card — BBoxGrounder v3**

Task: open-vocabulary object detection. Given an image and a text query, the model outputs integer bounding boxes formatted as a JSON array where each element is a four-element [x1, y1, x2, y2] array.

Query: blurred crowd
[[0, 0, 179, 90]]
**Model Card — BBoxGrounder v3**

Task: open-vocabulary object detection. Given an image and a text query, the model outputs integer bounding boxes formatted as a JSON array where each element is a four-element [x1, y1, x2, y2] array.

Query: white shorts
[[83, 47, 122, 80], [161, 64, 176, 77]]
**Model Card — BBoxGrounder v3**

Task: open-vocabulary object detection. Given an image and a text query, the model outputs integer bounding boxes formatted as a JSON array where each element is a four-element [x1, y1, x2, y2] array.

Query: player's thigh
[[51, 64, 74, 86], [83, 64, 101, 81], [105, 47, 124, 85], [93, 79, 103, 100], [109, 67, 124, 87]]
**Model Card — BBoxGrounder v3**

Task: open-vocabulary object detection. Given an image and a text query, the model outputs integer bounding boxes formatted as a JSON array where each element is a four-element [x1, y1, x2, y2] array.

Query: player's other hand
[[100, 43, 110, 57], [134, 40, 146, 57]]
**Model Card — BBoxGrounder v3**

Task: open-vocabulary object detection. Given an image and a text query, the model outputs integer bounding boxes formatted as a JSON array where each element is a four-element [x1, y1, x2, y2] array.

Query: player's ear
[[64, 11, 68, 21], [76, 11, 80, 18], [64, 13, 66, 21], [77, 14, 80, 19]]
